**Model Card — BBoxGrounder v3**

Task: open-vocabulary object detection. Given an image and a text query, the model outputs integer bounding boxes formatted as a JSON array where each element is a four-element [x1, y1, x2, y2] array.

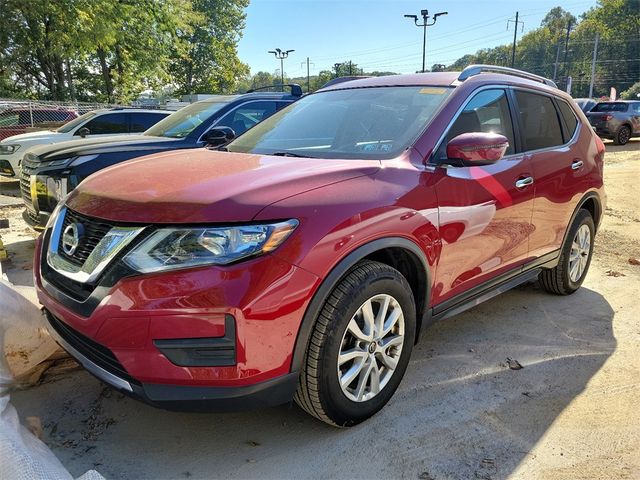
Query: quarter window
[[557, 100, 578, 140], [437, 88, 515, 160], [515, 91, 563, 150]]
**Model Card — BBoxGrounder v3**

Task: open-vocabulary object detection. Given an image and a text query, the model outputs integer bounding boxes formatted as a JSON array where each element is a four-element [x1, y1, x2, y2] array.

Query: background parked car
[[0, 108, 171, 177], [586, 100, 640, 145], [573, 98, 597, 113], [0, 107, 78, 141], [20, 85, 303, 228]]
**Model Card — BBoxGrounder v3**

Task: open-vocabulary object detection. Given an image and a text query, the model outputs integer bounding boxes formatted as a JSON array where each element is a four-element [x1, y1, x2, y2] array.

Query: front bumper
[[35, 232, 320, 409], [44, 308, 299, 411]]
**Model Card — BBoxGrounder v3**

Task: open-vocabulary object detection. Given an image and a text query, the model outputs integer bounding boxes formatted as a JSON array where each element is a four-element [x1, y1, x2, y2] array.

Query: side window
[[437, 88, 515, 159], [130, 112, 168, 132], [216, 101, 277, 136], [633, 103, 640, 113], [557, 100, 578, 141], [80, 113, 128, 135], [515, 91, 564, 150]]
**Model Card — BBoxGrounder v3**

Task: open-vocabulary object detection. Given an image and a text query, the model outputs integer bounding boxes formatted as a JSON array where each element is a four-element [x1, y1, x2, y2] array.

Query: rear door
[[631, 102, 640, 134], [430, 88, 535, 305], [515, 90, 583, 258]]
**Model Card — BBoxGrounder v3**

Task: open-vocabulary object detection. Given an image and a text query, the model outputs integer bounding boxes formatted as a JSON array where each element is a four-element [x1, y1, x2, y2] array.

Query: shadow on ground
[[11, 282, 615, 480]]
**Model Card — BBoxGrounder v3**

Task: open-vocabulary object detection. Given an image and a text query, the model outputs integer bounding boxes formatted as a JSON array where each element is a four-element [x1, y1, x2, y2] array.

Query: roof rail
[[457, 65, 558, 88], [246, 84, 303, 97]]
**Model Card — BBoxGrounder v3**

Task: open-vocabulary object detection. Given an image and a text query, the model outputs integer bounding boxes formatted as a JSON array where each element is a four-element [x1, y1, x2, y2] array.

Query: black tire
[[539, 209, 595, 295], [294, 260, 416, 427], [614, 125, 631, 145]]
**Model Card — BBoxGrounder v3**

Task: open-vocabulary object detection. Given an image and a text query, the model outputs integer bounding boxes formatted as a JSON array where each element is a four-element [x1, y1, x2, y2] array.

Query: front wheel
[[294, 260, 416, 426], [539, 209, 595, 295]]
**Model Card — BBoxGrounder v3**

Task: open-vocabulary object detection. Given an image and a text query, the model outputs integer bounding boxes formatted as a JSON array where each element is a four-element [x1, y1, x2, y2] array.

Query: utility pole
[[348, 61, 353, 76], [561, 20, 572, 89], [301, 57, 314, 92], [588, 32, 599, 98], [268, 48, 294, 91], [404, 9, 448, 73], [553, 41, 562, 82], [507, 12, 524, 68]]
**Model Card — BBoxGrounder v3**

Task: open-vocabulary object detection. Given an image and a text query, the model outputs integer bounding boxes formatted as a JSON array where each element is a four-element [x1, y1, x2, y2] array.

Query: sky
[[237, 0, 599, 77]]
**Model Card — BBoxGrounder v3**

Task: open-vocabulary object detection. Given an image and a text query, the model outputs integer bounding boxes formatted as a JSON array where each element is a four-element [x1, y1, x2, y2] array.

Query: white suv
[[0, 108, 170, 177]]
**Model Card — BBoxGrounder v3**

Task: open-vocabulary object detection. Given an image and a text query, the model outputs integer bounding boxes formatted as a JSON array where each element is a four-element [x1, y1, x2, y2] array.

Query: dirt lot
[[1, 140, 639, 480]]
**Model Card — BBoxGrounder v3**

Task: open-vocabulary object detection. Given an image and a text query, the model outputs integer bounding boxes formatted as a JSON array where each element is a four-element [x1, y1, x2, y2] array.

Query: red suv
[[35, 66, 605, 426]]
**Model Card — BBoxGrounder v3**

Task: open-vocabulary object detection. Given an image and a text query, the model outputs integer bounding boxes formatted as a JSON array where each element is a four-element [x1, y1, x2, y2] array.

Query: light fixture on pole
[[268, 48, 294, 90], [404, 9, 448, 73]]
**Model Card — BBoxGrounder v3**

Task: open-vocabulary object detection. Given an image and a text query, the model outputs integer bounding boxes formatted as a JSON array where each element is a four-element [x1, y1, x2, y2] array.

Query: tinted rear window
[[131, 112, 169, 132], [592, 102, 629, 112], [515, 91, 564, 151]]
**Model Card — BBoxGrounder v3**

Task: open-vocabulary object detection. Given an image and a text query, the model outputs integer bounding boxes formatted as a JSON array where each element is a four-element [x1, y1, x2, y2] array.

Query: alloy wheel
[[337, 294, 405, 402], [569, 224, 591, 282]]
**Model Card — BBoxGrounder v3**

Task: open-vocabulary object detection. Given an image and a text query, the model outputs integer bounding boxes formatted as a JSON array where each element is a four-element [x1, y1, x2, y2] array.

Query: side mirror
[[77, 127, 90, 138], [446, 132, 509, 166], [204, 127, 235, 147]]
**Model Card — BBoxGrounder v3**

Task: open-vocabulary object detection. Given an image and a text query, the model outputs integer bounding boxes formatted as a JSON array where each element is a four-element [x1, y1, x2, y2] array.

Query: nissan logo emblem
[[61, 223, 83, 256]]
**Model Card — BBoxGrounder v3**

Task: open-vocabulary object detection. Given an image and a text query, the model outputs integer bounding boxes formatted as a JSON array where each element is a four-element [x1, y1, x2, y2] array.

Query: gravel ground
[[2, 140, 639, 480]]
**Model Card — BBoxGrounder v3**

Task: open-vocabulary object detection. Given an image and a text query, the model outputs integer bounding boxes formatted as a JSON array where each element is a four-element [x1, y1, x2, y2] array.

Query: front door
[[429, 88, 535, 306]]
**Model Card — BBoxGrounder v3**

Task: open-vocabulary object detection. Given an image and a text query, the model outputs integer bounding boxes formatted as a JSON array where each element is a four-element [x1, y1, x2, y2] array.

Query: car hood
[[0, 130, 63, 144], [67, 149, 381, 223], [27, 134, 180, 162]]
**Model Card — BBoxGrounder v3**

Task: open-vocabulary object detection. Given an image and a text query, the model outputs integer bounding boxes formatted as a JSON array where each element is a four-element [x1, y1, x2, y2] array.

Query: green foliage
[[620, 81, 640, 99], [0, 0, 249, 102], [446, 1, 639, 98]]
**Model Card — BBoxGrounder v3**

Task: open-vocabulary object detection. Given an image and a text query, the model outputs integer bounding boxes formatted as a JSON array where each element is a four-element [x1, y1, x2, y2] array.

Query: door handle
[[515, 176, 534, 189], [571, 160, 584, 170]]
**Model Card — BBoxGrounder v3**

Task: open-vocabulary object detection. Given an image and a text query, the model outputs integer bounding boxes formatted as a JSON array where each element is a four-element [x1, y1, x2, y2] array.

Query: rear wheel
[[614, 125, 631, 145], [294, 260, 416, 426], [539, 209, 595, 295]]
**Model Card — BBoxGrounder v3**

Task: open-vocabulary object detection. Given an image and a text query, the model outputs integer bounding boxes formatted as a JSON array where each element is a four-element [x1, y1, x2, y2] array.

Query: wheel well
[[364, 247, 428, 340], [580, 197, 601, 229]]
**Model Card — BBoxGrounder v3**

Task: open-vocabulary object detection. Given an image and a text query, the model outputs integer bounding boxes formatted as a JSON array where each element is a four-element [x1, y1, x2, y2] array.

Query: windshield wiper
[[270, 151, 311, 158]]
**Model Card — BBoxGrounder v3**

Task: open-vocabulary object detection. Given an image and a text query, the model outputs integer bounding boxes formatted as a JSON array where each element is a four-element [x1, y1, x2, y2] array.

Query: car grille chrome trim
[[47, 206, 145, 284]]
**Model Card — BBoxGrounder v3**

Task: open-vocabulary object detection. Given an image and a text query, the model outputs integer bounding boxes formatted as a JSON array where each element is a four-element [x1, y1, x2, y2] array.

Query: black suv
[[20, 86, 303, 229]]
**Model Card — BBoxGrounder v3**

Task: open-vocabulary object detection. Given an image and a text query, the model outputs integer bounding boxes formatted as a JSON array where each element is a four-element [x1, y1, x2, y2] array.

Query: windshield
[[144, 96, 237, 138], [226, 86, 453, 159], [56, 111, 96, 133], [592, 102, 628, 112]]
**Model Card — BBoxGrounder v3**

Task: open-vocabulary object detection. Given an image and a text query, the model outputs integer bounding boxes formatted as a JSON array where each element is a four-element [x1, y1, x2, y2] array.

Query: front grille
[[19, 157, 36, 209], [58, 208, 114, 266], [46, 310, 138, 385]]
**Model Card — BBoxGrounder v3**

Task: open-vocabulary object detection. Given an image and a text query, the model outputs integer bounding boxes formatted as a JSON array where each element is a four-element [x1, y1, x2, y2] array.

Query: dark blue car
[[21, 85, 303, 228]]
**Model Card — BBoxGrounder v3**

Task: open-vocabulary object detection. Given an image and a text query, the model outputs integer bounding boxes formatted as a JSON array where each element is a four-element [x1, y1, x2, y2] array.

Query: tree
[[171, 0, 249, 95], [620, 81, 640, 99]]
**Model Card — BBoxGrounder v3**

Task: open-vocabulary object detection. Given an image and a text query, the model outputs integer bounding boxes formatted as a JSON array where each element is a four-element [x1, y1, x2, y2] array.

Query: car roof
[[318, 71, 563, 94]]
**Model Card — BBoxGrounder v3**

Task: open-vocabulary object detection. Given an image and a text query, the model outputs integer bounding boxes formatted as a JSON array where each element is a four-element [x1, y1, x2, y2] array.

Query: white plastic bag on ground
[[0, 279, 104, 480]]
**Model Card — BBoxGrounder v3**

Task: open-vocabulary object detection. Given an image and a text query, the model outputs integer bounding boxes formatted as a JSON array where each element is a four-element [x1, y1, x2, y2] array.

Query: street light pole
[[268, 48, 294, 91], [404, 9, 448, 73]]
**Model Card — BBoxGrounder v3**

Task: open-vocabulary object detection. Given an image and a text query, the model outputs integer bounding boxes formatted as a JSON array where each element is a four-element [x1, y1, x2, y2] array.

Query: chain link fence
[[0, 99, 180, 140]]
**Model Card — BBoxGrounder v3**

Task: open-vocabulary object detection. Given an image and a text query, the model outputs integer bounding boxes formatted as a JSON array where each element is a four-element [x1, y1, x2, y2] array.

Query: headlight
[[0, 144, 19, 154], [123, 220, 299, 273]]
